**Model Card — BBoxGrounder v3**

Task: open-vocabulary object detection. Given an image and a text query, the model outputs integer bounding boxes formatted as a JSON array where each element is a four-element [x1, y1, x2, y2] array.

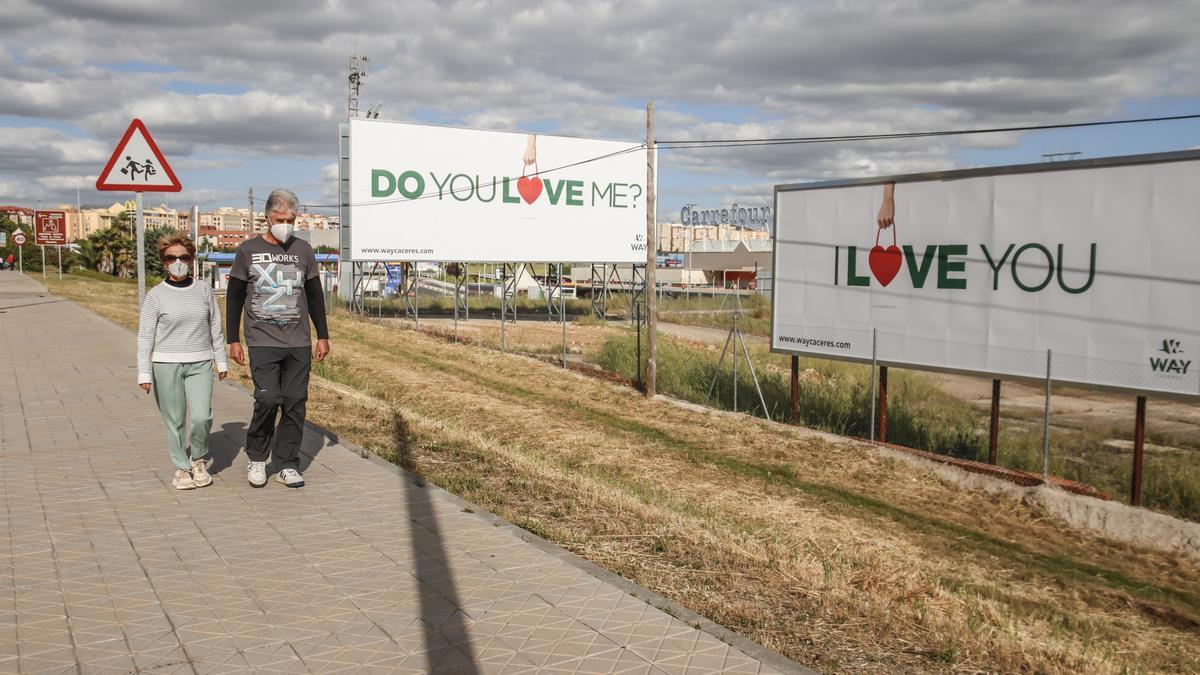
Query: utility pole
[[191, 205, 200, 278], [645, 101, 657, 398], [342, 54, 369, 305], [248, 187, 254, 233]]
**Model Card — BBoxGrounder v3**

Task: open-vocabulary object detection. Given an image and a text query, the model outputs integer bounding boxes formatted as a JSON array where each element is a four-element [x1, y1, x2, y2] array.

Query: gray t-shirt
[[230, 235, 319, 348]]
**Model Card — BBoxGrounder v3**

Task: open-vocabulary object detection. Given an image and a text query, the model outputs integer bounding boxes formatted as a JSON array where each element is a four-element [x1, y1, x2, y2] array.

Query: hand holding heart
[[870, 182, 901, 286], [517, 134, 542, 204], [877, 181, 895, 229], [523, 134, 537, 167]]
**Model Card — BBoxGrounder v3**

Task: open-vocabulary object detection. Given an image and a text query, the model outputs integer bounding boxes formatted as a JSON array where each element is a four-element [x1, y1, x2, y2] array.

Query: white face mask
[[167, 259, 189, 278], [270, 222, 293, 243]]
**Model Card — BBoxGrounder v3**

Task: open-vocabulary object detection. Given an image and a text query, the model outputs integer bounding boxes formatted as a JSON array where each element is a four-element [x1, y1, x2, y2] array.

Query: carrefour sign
[[772, 151, 1200, 397], [348, 119, 650, 263]]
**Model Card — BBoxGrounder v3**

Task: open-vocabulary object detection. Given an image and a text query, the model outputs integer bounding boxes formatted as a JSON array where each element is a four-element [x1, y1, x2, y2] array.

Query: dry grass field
[[45, 273, 1200, 674]]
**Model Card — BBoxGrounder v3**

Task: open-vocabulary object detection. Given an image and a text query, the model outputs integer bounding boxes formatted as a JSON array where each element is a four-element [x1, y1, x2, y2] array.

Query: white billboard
[[772, 151, 1200, 398], [347, 119, 650, 263]]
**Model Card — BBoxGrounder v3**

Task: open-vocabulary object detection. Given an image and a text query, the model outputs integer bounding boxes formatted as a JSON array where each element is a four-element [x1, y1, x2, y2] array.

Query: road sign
[[35, 210, 68, 246], [96, 119, 182, 192], [12, 231, 26, 246]]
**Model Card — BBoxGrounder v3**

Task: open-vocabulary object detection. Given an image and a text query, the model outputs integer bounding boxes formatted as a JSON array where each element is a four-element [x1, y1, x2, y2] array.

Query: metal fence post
[[1042, 349, 1052, 482], [635, 302, 643, 391], [790, 355, 799, 424], [869, 328, 878, 442], [1131, 396, 1146, 506], [988, 379, 1001, 464]]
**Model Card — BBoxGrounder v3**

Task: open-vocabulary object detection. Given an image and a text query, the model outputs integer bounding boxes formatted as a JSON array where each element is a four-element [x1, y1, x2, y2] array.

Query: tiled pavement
[[0, 272, 806, 674]]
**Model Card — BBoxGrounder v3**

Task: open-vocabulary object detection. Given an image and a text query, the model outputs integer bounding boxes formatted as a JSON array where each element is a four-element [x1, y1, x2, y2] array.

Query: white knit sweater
[[136, 280, 227, 384]]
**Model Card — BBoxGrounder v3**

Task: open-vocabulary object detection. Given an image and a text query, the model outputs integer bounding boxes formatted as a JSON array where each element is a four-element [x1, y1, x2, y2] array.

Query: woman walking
[[137, 234, 227, 490]]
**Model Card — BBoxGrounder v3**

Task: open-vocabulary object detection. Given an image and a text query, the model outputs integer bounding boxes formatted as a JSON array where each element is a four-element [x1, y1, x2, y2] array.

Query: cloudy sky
[[2, 0, 1198, 222]]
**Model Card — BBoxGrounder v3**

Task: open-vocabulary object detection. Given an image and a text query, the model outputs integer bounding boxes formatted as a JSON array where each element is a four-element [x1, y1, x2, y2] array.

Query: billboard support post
[[645, 100, 657, 398], [57, 246, 62, 280], [560, 263, 568, 369], [988, 380, 1002, 464], [500, 265, 508, 352], [869, 328, 878, 442], [1042, 349, 1053, 482], [790, 355, 800, 423], [877, 366, 889, 443], [41, 245, 45, 279], [1132, 396, 1147, 505]]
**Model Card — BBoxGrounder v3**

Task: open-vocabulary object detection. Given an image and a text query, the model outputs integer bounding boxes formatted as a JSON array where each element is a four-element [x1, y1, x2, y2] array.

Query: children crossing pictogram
[[96, 119, 181, 192]]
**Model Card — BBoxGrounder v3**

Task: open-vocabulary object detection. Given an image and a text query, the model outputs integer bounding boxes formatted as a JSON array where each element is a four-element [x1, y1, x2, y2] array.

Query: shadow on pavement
[[396, 410, 481, 672], [207, 420, 247, 475]]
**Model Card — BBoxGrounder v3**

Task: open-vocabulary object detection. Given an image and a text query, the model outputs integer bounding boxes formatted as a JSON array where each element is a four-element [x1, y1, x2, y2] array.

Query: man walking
[[226, 189, 330, 488]]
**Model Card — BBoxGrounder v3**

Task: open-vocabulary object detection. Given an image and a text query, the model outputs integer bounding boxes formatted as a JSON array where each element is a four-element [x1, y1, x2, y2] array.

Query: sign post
[[13, 230, 25, 272], [95, 119, 182, 306], [35, 210, 67, 281]]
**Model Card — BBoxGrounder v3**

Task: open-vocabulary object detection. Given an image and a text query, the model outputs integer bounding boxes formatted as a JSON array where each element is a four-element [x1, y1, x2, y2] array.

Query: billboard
[[34, 210, 68, 246], [347, 119, 650, 263], [772, 150, 1200, 398]]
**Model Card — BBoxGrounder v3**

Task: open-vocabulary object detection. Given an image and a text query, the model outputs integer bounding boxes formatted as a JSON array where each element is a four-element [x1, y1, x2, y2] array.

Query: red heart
[[868, 244, 902, 286], [517, 176, 542, 204]]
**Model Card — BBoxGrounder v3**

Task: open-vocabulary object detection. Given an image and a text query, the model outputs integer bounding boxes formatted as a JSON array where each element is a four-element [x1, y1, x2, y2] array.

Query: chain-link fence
[[770, 323, 1199, 516]]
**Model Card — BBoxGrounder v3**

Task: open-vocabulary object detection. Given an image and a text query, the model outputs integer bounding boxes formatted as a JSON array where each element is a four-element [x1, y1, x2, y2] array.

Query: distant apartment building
[[197, 208, 337, 249], [0, 206, 34, 227]]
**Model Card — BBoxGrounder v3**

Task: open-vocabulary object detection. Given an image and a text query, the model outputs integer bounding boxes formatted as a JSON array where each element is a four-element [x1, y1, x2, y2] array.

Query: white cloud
[[1, 0, 1197, 208]]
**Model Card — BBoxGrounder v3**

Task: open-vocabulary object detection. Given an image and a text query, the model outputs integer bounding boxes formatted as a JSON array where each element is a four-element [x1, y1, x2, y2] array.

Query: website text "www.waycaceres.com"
[[779, 335, 852, 350]]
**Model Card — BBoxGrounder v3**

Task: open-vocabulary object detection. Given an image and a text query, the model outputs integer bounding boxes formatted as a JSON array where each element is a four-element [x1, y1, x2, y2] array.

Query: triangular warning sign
[[96, 119, 182, 192]]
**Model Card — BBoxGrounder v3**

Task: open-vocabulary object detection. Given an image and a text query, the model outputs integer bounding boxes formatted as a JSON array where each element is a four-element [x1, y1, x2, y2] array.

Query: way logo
[[1150, 339, 1191, 376]]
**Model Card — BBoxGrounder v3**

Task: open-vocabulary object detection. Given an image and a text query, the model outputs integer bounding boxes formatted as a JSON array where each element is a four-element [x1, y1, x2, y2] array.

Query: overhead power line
[[274, 111, 1198, 210], [656, 113, 1200, 149], [261, 143, 647, 210]]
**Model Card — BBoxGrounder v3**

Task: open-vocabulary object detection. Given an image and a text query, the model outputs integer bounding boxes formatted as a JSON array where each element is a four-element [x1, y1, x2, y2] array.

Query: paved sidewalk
[[0, 272, 800, 674]]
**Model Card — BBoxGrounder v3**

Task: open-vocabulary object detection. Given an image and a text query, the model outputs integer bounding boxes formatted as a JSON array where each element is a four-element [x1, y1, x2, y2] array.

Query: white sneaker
[[247, 460, 267, 488], [191, 458, 212, 488], [275, 468, 304, 488], [173, 469, 197, 490]]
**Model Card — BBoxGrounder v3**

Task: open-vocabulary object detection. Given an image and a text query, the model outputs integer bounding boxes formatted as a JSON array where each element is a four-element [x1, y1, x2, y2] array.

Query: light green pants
[[152, 361, 214, 470]]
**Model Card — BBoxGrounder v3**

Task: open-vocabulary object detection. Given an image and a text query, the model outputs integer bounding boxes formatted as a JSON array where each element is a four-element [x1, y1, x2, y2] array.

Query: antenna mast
[[347, 55, 368, 119]]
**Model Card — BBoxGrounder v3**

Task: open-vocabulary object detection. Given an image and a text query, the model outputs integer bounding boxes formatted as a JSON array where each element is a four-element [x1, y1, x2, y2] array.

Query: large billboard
[[347, 119, 650, 263], [772, 150, 1200, 398]]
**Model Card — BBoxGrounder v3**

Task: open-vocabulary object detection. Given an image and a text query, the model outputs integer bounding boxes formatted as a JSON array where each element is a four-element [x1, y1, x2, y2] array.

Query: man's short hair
[[265, 189, 300, 217]]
